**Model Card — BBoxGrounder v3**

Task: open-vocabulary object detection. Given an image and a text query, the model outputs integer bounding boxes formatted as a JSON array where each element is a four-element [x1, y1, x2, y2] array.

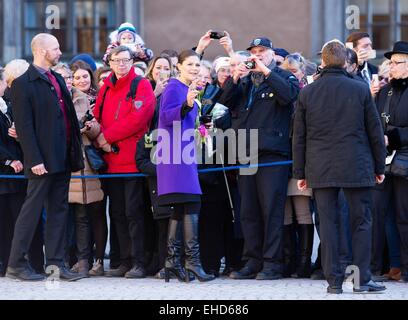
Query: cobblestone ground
[[0, 276, 407, 300]]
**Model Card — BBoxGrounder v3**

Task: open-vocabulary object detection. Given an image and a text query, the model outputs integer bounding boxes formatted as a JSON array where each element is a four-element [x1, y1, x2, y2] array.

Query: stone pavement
[[0, 276, 407, 300]]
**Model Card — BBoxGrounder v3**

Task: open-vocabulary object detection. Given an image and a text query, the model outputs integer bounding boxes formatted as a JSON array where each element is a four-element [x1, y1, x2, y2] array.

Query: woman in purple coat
[[157, 50, 215, 282]]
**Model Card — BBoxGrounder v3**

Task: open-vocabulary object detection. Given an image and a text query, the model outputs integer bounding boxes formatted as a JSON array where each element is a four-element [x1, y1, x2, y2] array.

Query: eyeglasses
[[110, 58, 133, 65], [389, 60, 408, 66]]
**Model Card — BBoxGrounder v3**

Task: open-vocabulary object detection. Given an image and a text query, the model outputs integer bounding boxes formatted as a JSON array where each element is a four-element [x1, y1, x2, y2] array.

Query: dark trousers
[[8, 172, 70, 268], [70, 201, 106, 261], [199, 182, 233, 274], [105, 177, 145, 267], [392, 176, 408, 276], [314, 187, 373, 286], [0, 192, 25, 270], [371, 178, 393, 274], [238, 156, 289, 272]]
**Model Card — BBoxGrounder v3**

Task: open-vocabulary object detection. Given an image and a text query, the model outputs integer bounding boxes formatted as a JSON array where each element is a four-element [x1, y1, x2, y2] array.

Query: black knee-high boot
[[184, 214, 215, 282], [292, 224, 314, 278], [164, 219, 186, 282]]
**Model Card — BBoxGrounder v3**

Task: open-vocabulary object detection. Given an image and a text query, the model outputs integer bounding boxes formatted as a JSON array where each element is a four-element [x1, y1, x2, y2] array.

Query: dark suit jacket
[[10, 64, 84, 179], [0, 104, 27, 194], [356, 62, 379, 83]]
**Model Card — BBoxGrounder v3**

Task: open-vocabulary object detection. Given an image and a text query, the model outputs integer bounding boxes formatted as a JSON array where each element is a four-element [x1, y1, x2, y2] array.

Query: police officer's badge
[[254, 39, 261, 46]]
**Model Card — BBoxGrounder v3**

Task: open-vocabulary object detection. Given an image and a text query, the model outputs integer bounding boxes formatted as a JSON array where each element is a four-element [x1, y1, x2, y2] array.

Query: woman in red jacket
[[94, 46, 155, 278]]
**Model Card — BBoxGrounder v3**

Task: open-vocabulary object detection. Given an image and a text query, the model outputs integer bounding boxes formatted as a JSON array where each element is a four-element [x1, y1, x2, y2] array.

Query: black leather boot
[[183, 214, 215, 282], [164, 219, 188, 282], [283, 224, 297, 278], [292, 224, 314, 278]]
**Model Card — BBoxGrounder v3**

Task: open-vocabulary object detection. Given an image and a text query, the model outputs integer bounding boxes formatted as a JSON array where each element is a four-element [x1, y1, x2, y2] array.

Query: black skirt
[[158, 193, 201, 207]]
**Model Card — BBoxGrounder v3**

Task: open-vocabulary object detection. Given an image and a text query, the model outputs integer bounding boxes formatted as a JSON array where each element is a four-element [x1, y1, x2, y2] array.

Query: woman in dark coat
[[157, 50, 215, 282], [375, 41, 408, 283], [0, 68, 42, 276]]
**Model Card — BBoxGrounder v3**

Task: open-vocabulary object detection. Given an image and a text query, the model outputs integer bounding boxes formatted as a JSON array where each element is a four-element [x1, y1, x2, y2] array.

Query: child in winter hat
[[103, 22, 153, 66]]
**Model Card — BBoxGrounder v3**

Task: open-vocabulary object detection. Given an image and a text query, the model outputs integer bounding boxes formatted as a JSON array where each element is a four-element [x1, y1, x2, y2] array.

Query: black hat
[[385, 41, 408, 59], [247, 37, 273, 51]]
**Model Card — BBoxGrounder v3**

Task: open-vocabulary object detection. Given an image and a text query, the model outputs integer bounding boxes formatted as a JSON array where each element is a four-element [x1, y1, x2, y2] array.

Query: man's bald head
[[31, 33, 62, 68], [31, 33, 58, 55]]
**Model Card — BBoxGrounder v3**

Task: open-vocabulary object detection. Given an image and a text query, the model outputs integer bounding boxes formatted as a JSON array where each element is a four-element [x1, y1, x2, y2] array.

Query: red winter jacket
[[94, 68, 155, 173]]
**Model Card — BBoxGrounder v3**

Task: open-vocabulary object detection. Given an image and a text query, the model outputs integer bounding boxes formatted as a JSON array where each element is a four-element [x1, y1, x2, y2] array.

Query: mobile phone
[[367, 50, 377, 60], [345, 42, 354, 49], [210, 31, 226, 39], [306, 75, 314, 84]]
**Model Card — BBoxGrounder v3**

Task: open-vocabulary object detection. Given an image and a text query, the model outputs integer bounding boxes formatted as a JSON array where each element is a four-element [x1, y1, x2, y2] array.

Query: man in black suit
[[293, 40, 386, 294], [6, 33, 84, 281], [346, 32, 378, 86]]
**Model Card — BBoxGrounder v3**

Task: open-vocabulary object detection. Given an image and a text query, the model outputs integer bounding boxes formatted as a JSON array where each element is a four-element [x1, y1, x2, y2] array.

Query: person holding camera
[[346, 32, 378, 86], [223, 37, 299, 280], [53, 63, 106, 278], [94, 45, 155, 278]]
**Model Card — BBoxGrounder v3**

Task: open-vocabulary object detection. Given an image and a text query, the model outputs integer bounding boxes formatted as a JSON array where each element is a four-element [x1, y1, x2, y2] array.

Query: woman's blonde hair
[[4, 59, 29, 87]]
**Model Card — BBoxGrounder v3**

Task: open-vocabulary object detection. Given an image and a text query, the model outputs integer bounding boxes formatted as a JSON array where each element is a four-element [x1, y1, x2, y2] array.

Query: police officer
[[225, 37, 300, 280]]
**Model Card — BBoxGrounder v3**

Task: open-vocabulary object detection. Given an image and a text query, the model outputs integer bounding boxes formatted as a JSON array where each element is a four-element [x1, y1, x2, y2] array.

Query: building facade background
[[1, 0, 408, 65]]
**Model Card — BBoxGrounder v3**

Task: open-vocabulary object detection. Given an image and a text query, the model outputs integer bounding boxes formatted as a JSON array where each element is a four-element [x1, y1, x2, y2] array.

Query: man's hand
[[10, 160, 23, 173], [234, 63, 251, 83], [8, 125, 18, 139], [247, 55, 270, 76], [384, 135, 389, 147], [96, 132, 108, 147], [101, 143, 112, 153], [219, 31, 234, 56], [357, 49, 369, 65], [297, 179, 308, 191], [376, 174, 385, 184], [31, 163, 48, 176], [195, 30, 213, 55]]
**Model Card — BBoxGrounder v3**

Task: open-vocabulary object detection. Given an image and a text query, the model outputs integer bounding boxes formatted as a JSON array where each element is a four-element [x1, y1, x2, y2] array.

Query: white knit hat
[[213, 57, 231, 73]]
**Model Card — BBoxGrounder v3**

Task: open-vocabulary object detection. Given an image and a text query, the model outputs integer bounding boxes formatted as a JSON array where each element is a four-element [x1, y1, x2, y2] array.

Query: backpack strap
[[98, 86, 110, 121], [126, 76, 144, 101]]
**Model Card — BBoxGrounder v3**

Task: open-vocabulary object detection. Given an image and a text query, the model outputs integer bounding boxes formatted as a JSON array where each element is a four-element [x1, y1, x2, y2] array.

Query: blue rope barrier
[[0, 160, 293, 180]]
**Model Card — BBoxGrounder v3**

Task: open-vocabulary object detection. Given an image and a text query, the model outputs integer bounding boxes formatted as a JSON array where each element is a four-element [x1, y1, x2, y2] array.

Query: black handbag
[[382, 88, 408, 178], [84, 145, 107, 172], [390, 149, 408, 178]]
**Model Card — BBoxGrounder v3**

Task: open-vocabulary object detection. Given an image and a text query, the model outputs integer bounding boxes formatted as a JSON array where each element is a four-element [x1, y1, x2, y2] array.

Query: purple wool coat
[[157, 78, 202, 196]]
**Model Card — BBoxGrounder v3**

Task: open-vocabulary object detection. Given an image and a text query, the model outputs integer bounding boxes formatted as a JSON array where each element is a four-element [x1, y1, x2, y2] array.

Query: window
[[344, 0, 408, 51], [22, 0, 116, 59], [345, 0, 391, 50]]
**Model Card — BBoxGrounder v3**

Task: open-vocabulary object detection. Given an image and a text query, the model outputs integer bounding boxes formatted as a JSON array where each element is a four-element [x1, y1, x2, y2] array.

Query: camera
[[111, 144, 120, 154], [78, 110, 94, 130], [244, 60, 256, 69], [209, 31, 226, 39]]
